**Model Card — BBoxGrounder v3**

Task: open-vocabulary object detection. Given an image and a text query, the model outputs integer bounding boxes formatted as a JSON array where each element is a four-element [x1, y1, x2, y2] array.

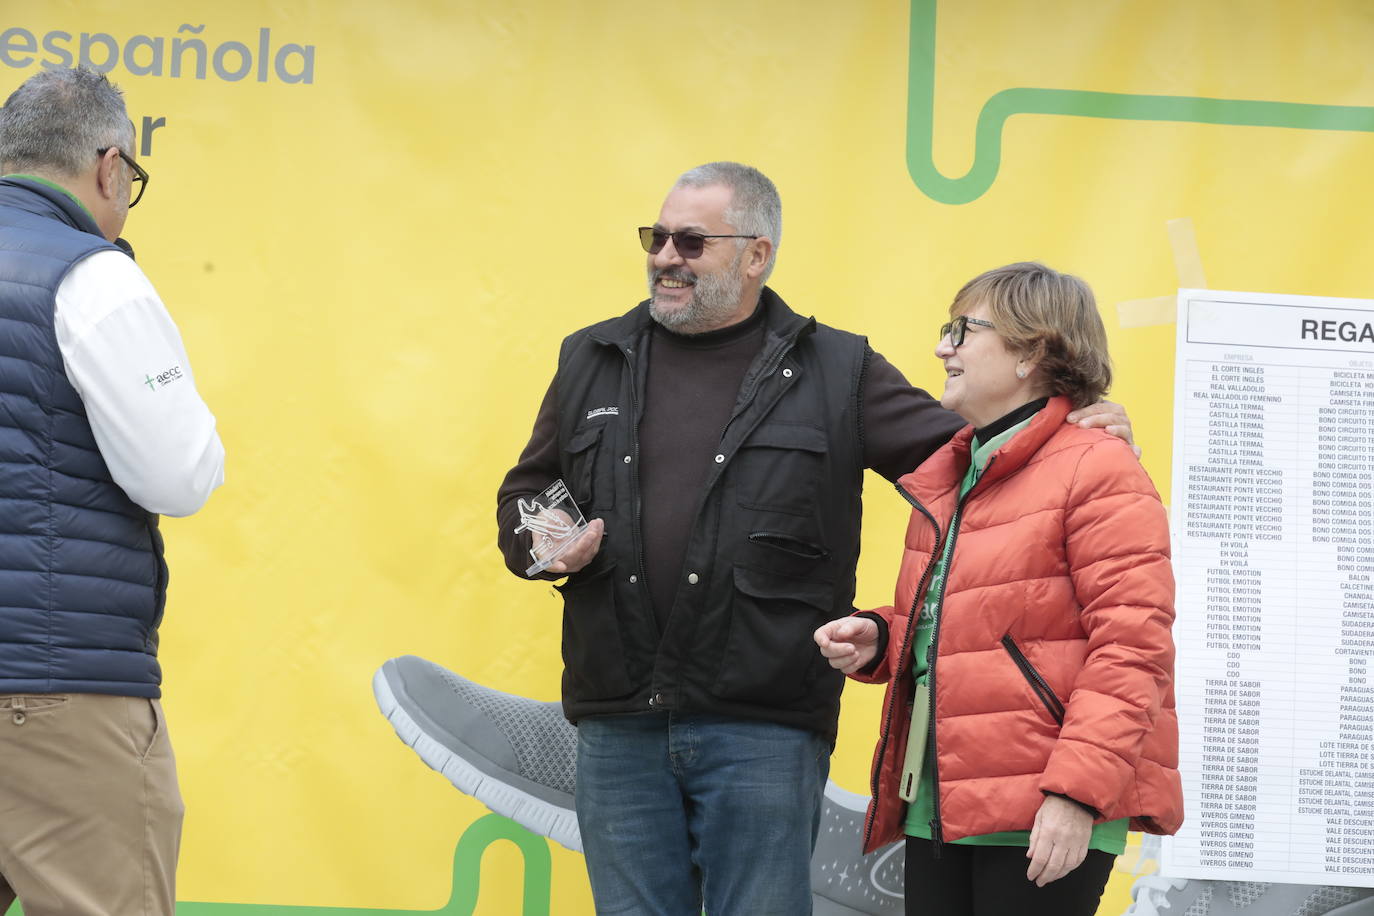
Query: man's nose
[[653, 237, 686, 268]]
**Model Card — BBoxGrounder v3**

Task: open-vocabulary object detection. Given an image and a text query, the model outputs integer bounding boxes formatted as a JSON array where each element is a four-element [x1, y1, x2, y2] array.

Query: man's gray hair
[[0, 68, 134, 179], [675, 161, 782, 283]]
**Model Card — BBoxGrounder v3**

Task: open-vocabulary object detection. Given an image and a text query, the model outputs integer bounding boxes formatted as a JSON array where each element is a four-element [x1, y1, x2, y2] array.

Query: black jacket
[[498, 289, 954, 741]]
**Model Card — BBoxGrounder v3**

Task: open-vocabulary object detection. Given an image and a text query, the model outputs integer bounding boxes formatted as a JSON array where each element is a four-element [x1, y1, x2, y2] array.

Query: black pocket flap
[[733, 565, 833, 611], [741, 422, 827, 453], [568, 424, 604, 454]]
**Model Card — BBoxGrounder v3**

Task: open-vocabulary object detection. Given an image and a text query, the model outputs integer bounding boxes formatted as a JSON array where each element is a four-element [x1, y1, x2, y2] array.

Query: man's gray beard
[[648, 251, 745, 335]]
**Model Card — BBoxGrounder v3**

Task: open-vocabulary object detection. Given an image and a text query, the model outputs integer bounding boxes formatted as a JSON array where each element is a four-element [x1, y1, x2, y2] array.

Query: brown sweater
[[637, 308, 767, 627]]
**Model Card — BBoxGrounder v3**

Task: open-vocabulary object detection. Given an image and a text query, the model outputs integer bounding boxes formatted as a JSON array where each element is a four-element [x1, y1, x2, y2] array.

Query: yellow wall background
[[6, 1, 1374, 912]]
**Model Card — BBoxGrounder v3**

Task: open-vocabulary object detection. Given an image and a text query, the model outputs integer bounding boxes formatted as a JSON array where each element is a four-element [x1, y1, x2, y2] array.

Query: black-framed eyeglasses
[[939, 315, 995, 347], [638, 226, 758, 259], [96, 147, 148, 208]]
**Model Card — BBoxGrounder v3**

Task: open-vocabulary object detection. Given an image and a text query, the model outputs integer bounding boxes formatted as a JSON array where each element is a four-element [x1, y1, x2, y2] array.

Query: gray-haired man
[[497, 162, 1131, 914], [0, 68, 223, 913]]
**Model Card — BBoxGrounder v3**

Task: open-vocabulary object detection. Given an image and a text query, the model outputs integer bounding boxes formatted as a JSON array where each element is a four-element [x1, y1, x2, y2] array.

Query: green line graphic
[[908, 0, 1374, 204], [4, 815, 552, 916]]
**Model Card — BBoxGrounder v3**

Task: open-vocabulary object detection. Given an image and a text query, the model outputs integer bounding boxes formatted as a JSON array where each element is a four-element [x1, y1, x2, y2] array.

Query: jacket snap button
[[629, 574, 637, 584], [687, 573, 699, 585], [782, 368, 793, 378], [714, 454, 724, 463], [11, 712, 25, 726], [624, 455, 632, 464]]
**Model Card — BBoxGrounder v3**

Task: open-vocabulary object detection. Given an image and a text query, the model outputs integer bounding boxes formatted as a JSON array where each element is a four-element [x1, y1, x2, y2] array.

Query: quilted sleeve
[[1039, 438, 1176, 812]]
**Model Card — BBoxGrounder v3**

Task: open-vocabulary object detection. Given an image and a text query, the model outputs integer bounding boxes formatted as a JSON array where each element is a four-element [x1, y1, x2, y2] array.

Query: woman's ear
[[1016, 341, 1046, 380]]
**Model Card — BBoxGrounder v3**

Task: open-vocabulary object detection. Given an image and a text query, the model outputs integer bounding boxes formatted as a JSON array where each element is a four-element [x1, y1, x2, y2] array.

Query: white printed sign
[[1166, 289, 1374, 885]]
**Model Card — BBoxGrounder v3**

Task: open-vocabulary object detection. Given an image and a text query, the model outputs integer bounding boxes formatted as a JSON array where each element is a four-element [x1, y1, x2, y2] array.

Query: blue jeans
[[575, 712, 829, 916]]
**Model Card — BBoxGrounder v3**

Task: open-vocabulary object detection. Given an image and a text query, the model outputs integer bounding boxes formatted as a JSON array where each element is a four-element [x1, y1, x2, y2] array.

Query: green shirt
[[901, 412, 1127, 855]]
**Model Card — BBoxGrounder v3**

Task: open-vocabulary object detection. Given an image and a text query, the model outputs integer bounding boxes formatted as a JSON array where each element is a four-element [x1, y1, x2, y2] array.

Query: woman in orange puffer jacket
[[815, 262, 1182, 916]]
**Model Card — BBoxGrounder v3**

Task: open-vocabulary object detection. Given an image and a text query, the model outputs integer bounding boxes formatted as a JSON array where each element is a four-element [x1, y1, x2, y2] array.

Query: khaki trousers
[[0, 693, 184, 916]]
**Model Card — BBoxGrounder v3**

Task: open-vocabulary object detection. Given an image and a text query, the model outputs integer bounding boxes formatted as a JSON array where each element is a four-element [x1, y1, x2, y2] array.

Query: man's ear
[[94, 147, 123, 201], [745, 236, 774, 281]]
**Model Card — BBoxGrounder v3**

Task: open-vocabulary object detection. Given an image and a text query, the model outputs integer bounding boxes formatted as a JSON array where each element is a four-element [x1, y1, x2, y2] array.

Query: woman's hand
[[1025, 794, 1093, 886], [813, 617, 879, 674]]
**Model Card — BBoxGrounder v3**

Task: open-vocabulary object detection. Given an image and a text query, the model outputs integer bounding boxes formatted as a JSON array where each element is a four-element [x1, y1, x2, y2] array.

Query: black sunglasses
[[96, 147, 148, 208], [939, 315, 995, 347], [638, 226, 758, 259]]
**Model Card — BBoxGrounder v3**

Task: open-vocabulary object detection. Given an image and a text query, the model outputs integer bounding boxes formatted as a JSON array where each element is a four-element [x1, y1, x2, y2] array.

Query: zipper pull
[[930, 819, 944, 858]]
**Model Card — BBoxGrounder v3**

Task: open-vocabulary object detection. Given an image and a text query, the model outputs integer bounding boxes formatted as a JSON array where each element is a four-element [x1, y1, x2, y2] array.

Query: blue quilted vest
[[0, 177, 166, 698]]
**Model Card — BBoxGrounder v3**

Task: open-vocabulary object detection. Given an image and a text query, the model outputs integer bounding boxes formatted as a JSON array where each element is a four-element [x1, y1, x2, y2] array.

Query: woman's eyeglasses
[[939, 315, 995, 347]]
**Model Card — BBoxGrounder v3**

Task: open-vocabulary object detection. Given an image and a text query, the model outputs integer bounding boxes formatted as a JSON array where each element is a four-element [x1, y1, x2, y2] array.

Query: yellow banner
[[5, 0, 1374, 912]]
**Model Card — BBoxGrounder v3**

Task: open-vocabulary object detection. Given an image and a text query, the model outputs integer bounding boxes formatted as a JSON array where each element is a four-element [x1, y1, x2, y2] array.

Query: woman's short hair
[[950, 261, 1112, 408]]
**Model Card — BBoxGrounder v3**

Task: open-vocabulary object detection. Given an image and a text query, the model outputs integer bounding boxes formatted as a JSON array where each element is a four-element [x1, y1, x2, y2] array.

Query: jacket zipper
[[884, 456, 997, 856], [864, 480, 942, 853], [922, 502, 962, 856], [1000, 634, 1065, 725], [620, 345, 652, 647]]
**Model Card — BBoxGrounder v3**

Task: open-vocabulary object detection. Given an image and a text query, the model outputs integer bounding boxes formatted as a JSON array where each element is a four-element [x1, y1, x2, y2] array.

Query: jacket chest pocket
[[565, 424, 616, 512], [732, 422, 827, 517]]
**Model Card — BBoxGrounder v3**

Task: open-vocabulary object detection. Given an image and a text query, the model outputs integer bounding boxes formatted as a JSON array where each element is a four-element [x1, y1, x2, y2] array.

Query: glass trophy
[[515, 479, 590, 576]]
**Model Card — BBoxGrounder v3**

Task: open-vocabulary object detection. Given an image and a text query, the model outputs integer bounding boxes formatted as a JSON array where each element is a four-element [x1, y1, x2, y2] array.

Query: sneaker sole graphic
[[372, 660, 584, 853]]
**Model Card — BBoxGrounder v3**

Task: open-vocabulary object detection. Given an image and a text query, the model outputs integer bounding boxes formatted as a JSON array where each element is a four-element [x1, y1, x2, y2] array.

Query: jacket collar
[[974, 396, 1050, 447], [899, 395, 1075, 506], [0, 176, 107, 239], [589, 286, 815, 350]]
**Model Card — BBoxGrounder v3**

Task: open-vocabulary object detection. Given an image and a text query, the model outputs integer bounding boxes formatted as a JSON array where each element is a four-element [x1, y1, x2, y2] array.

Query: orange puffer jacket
[[850, 396, 1183, 854]]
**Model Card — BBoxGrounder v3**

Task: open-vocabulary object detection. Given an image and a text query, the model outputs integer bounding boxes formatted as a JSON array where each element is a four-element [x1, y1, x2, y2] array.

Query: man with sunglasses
[[497, 161, 1129, 915], [0, 68, 224, 914]]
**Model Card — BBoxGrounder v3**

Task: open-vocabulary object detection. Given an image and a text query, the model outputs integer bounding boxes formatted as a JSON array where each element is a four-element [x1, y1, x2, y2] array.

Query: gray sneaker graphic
[[1117, 835, 1374, 915], [372, 655, 903, 915], [373, 655, 581, 852], [1123, 875, 1374, 915], [811, 780, 903, 914]]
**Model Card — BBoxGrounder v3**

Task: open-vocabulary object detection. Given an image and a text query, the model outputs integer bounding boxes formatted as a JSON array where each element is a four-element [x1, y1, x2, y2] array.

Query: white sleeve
[[55, 249, 225, 517]]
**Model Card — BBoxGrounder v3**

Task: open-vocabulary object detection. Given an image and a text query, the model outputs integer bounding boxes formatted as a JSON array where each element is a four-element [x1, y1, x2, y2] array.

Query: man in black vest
[[497, 162, 1128, 914], [0, 68, 223, 914]]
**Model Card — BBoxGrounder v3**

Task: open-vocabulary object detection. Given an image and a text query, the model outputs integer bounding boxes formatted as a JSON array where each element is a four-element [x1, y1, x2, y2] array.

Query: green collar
[[970, 414, 1035, 474], [3, 173, 94, 219]]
